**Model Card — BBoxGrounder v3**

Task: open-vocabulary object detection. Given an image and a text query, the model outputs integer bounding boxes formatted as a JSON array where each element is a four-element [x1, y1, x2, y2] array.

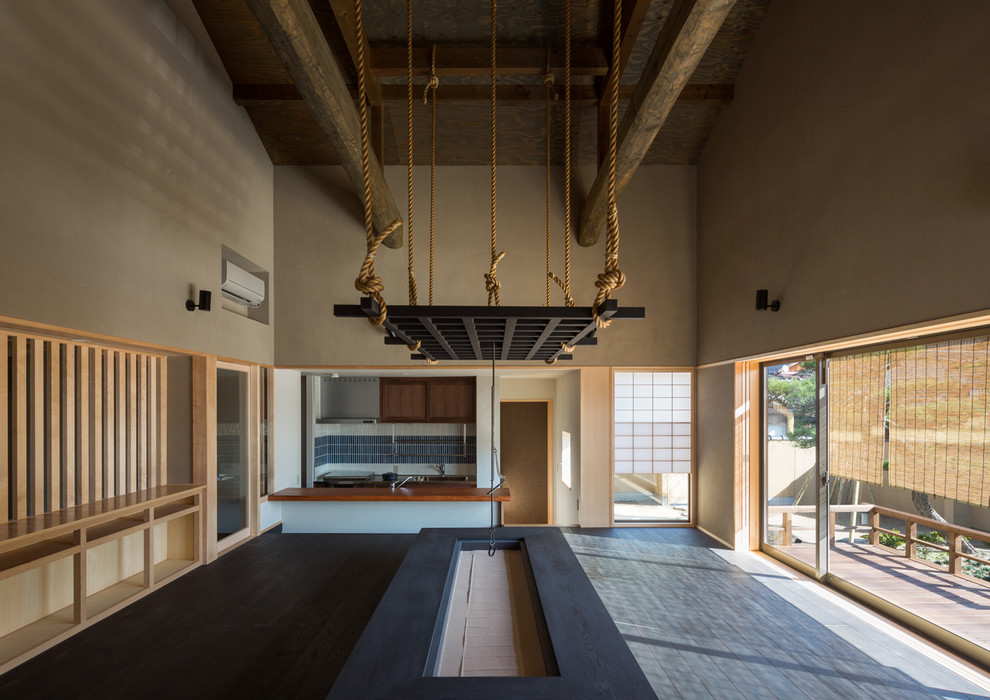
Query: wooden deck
[[778, 541, 990, 651]]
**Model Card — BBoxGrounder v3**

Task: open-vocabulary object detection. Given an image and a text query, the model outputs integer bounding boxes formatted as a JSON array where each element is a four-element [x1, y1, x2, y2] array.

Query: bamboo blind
[[889, 336, 990, 506], [2, 333, 167, 521], [828, 352, 886, 485]]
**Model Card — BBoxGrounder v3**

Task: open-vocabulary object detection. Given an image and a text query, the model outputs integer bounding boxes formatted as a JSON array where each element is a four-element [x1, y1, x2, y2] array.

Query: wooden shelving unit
[[0, 484, 205, 674]]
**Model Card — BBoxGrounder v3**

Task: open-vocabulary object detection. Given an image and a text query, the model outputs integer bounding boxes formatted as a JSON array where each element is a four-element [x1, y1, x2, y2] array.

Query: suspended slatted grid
[[333, 298, 645, 362]]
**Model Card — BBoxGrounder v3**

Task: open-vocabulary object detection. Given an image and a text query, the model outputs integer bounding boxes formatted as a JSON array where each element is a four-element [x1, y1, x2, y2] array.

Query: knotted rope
[[592, 0, 625, 328], [354, 0, 400, 326], [544, 48, 557, 308], [486, 0, 504, 306], [426, 46, 438, 306], [406, 0, 418, 309], [547, 8, 575, 309]]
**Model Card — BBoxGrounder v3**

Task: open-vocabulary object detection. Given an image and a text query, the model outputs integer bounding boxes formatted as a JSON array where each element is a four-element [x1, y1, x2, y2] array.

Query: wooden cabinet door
[[380, 379, 428, 422], [427, 378, 476, 422]]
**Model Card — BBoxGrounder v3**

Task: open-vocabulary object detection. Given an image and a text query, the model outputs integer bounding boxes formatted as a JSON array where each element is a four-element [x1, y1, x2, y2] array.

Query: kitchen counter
[[270, 486, 509, 502], [270, 486, 510, 534]]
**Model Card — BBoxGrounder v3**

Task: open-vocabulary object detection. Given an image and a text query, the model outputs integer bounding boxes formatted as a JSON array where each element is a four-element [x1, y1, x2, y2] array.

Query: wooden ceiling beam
[[579, 0, 736, 247], [234, 82, 733, 105], [244, 0, 403, 248], [370, 47, 609, 77]]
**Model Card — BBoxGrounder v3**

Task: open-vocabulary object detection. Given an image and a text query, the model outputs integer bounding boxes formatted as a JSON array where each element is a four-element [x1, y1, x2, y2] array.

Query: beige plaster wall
[[695, 1, 990, 543], [0, 0, 274, 363], [274, 164, 695, 367], [695, 365, 735, 544], [697, 0, 990, 366]]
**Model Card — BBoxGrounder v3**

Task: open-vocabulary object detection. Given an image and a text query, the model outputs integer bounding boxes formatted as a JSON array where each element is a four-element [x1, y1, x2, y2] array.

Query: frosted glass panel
[[613, 371, 692, 523]]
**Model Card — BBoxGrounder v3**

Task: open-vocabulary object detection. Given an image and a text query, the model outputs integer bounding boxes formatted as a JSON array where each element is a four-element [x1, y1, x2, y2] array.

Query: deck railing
[[768, 503, 990, 580], [867, 505, 990, 576]]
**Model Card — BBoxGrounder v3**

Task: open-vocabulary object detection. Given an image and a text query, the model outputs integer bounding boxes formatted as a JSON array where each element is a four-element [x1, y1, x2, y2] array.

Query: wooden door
[[500, 401, 551, 525]]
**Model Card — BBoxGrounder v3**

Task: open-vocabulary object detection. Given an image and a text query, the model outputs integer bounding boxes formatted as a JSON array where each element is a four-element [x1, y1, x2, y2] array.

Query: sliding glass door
[[217, 365, 249, 542], [762, 359, 824, 573]]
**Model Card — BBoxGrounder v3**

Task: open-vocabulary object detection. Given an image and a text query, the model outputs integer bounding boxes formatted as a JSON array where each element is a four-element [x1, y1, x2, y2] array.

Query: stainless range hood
[[318, 376, 380, 423]]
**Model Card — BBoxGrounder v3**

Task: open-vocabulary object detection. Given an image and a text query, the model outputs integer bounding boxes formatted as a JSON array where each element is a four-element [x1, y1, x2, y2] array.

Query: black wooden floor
[[1, 527, 988, 700], [0, 529, 415, 700]]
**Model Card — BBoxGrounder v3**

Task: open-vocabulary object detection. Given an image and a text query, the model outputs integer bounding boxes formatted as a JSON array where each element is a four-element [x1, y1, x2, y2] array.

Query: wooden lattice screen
[[2, 333, 167, 521], [828, 352, 886, 485], [888, 336, 990, 506]]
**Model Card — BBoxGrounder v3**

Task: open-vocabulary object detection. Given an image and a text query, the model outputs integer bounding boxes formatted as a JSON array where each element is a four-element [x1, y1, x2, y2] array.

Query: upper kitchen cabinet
[[380, 377, 475, 423], [427, 378, 476, 422]]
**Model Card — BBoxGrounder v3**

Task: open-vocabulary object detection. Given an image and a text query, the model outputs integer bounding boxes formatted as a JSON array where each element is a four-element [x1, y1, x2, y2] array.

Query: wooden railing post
[[869, 508, 880, 546], [782, 512, 792, 546], [906, 519, 917, 560], [829, 511, 836, 546], [949, 534, 963, 575]]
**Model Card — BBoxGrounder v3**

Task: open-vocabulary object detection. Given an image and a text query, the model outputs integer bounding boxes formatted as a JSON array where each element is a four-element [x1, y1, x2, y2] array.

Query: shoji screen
[[613, 371, 693, 474]]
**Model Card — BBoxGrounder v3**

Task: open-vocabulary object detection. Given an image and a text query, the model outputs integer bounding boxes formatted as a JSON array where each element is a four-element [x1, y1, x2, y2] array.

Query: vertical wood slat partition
[[3, 333, 167, 521]]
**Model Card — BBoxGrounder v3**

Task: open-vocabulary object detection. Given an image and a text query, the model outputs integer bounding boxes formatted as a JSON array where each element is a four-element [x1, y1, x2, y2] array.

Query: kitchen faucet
[[436, 463, 446, 477]]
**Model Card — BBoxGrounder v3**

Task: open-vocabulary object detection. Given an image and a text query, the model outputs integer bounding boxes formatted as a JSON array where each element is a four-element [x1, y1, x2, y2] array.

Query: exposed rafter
[[578, 0, 736, 246], [233, 82, 734, 105], [244, 0, 403, 248], [370, 47, 609, 78]]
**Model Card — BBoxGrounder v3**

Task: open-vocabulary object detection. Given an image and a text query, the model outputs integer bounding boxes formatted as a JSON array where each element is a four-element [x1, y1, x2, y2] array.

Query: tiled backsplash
[[314, 423, 476, 476]]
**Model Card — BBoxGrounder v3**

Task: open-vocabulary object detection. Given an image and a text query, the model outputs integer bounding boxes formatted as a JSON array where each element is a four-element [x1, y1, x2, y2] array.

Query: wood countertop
[[269, 486, 511, 502]]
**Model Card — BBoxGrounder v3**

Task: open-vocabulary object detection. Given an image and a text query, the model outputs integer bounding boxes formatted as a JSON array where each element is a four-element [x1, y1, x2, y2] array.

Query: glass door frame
[[759, 354, 829, 580], [215, 360, 260, 556]]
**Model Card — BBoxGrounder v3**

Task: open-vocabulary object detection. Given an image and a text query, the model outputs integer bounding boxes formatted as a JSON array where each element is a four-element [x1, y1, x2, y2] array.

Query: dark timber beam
[[244, 0, 403, 248], [579, 0, 736, 246], [233, 83, 734, 105]]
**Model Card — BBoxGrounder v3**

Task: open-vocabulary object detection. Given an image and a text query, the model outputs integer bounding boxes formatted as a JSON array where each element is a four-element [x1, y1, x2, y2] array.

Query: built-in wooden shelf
[[154, 501, 198, 522], [87, 516, 147, 544], [154, 558, 196, 585], [88, 573, 146, 619], [0, 485, 205, 675], [0, 606, 75, 669], [0, 537, 77, 579]]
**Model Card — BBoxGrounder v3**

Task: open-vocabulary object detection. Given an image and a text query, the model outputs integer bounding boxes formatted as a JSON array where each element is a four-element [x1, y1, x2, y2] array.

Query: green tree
[[767, 362, 816, 449]]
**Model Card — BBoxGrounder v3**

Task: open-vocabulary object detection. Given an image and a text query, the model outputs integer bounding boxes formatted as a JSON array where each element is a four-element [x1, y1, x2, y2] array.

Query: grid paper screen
[[614, 371, 692, 475]]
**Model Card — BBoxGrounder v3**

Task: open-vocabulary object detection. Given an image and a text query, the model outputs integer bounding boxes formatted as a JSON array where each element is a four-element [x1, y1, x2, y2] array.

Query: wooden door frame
[[499, 399, 554, 525], [213, 360, 259, 557]]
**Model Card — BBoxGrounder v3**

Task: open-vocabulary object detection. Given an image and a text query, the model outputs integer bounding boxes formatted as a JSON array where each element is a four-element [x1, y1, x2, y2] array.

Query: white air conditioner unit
[[221, 260, 265, 308]]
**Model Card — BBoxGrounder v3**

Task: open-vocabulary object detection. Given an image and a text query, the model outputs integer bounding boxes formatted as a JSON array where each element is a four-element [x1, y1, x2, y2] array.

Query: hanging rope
[[485, 0, 504, 306], [425, 46, 438, 306], [544, 48, 555, 307], [592, 0, 626, 328], [353, 0, 401, 326], [548, 0, 575, 310], [406, 0, 418, 308]]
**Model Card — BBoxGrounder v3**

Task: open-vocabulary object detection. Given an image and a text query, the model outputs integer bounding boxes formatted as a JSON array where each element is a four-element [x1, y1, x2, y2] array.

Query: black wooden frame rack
[[333, 297, 645, 363]]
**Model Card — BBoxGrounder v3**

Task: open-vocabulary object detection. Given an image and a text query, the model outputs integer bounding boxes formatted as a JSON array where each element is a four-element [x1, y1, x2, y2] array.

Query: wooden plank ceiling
[[191, 0, 768, 167]]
